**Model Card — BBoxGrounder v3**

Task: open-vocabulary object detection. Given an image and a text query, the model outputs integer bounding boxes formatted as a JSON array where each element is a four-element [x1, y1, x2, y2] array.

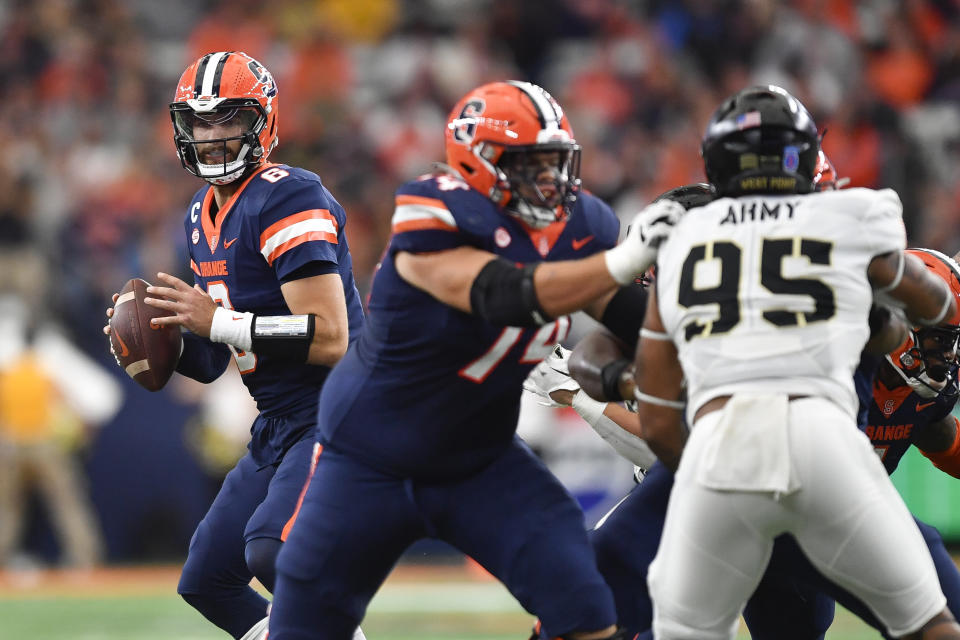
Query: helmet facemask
[[170, 100, 267, 185], [496, 143, 581, 229], [911, 325, 960, 382], [889, 324, 960, 401]]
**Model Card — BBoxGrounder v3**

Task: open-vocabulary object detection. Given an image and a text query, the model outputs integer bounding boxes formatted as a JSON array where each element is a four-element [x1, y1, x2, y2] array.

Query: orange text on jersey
[[866, 424, 914, 441], [198, 260, 229, 277]]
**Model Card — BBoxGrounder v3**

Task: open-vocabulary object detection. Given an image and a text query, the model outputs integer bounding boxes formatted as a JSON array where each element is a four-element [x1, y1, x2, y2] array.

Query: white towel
[[696, 393, 800, 495]]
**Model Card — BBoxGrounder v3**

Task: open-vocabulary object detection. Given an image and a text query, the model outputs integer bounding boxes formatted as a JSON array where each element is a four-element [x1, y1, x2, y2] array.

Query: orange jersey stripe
[[391, 218, 458, 233], [190, 259, 201, 276], [395, 194, 447, 209], [281, 443, 324, 541], [259, 209, 336, 249], [264, 231, 338, 265]]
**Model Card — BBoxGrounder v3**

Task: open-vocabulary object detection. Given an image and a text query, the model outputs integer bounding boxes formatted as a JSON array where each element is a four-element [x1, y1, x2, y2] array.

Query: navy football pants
[[178, 433, 316, 638], [271, 436, 616, 640]]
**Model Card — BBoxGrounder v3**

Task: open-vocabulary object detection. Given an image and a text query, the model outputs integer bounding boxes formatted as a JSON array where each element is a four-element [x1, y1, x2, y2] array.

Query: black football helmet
[[653, 182, 716, 210], [701, 85, 819, 197]]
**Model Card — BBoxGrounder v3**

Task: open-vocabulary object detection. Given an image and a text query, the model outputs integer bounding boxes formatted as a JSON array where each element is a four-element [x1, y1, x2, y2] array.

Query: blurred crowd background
[[1, 0, 960, 568]]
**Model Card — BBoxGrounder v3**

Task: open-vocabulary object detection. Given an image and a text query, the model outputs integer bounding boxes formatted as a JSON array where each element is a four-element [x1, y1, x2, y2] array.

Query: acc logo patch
[[494, 227, 511, 248], [191, 228, 200, 245]]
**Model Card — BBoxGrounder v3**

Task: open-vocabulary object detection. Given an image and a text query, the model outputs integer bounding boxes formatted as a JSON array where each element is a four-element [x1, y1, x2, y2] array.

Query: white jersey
[[655, 187, 906, 425]]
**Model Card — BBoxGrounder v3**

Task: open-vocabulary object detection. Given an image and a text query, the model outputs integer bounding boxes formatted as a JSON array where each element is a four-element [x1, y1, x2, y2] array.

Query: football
[[109, 278, 182, 391]]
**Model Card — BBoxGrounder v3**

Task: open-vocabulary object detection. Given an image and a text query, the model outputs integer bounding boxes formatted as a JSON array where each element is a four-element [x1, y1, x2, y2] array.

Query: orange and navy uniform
[[867, 367, 959, 475], [179, 162, 365, 466], [271, 171, 621, 639], [315, 170, 620, 479]]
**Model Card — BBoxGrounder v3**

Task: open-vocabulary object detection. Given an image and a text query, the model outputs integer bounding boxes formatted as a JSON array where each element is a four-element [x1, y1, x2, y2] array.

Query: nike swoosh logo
[[572, 235, 594, 250], [223, 237, 239, 249], [917, 401, 936, 411], [114, 332, 130, 357]]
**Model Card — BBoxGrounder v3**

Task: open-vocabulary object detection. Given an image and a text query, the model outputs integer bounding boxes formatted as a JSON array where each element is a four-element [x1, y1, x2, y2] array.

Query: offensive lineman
[[268, 80, 681, 640]]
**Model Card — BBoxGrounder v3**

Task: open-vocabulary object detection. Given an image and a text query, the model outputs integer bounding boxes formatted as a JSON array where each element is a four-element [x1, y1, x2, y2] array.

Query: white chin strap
[[509, 199, 556, 229], [198, 143, 253, 185]]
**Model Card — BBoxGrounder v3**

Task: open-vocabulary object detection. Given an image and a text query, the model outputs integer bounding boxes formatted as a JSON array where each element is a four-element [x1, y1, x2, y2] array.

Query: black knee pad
[[245, 537, 282, 593]]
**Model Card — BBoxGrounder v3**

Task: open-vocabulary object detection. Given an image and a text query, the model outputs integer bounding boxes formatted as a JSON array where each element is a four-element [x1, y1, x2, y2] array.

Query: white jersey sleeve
[[863, 188, 907, 255]]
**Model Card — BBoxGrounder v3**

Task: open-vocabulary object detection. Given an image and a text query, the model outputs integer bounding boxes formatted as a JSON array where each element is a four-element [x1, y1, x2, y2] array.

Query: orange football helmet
[[444, 81, 580, 228], [812, 150, 849, 191], [889, 248, 960, 393], [170, 51, 279, 185]]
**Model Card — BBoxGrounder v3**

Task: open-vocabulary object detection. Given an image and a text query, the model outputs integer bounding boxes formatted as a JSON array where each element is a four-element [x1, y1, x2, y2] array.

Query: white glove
[[523, 345, 580, 407], [545, 343, 571, 374], [605, 199, 687, 285]]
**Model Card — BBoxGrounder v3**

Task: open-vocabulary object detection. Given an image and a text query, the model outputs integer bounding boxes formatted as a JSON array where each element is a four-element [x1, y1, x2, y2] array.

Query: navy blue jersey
[[317, 172, 620, 479], [184, 163, 365, 418], [866, 365, 957, 474]]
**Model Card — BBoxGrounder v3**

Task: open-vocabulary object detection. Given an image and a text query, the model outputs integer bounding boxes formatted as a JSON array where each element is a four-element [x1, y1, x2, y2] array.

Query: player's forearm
[[571, 392, 657, 468], [306, 320, 349, 366], [176, 332, 231, 383], [872, 252, 956, 326], [920, 416, 960, 478], [636, 407, 685, 473], [533, 253, 620, 318]]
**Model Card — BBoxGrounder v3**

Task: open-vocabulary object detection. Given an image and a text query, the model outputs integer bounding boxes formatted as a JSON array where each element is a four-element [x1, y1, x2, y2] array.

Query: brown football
[[109, 278, 182, 391]]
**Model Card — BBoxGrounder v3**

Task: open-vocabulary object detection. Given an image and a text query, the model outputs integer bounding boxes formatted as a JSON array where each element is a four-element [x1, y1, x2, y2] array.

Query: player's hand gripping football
[[103, 292, 120, 362], [522, 345, 581, 407], [142, 272, 219, 338], [605, 198, 687, 285]]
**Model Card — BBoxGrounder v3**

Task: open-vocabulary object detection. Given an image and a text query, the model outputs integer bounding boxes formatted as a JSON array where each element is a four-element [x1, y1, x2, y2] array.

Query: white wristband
[[209, 307, 254, 352], [571, 389, 608, 427], [604, 244, 653, 286]]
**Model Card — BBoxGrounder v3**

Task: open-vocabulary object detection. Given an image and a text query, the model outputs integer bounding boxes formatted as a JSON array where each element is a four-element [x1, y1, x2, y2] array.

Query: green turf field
[[0, 569, 886, 639]]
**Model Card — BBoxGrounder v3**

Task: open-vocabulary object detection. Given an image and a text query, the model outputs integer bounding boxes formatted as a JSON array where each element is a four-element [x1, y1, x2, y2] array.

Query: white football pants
[[649, 396, 945, 640]]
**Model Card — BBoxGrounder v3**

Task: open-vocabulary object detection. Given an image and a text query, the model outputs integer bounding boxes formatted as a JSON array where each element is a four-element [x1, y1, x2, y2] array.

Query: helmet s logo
[[452, 99, 485, 145], [247, 60, 277, 98]]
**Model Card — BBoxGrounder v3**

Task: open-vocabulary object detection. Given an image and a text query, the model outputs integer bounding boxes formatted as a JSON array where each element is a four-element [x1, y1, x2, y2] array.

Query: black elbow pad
[[469, 259, 551, 328]]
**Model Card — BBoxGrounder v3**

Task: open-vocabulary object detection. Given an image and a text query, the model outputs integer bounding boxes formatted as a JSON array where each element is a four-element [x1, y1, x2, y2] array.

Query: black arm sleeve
[[175, 331, 232, 383], [599, 283, 649, 349]]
